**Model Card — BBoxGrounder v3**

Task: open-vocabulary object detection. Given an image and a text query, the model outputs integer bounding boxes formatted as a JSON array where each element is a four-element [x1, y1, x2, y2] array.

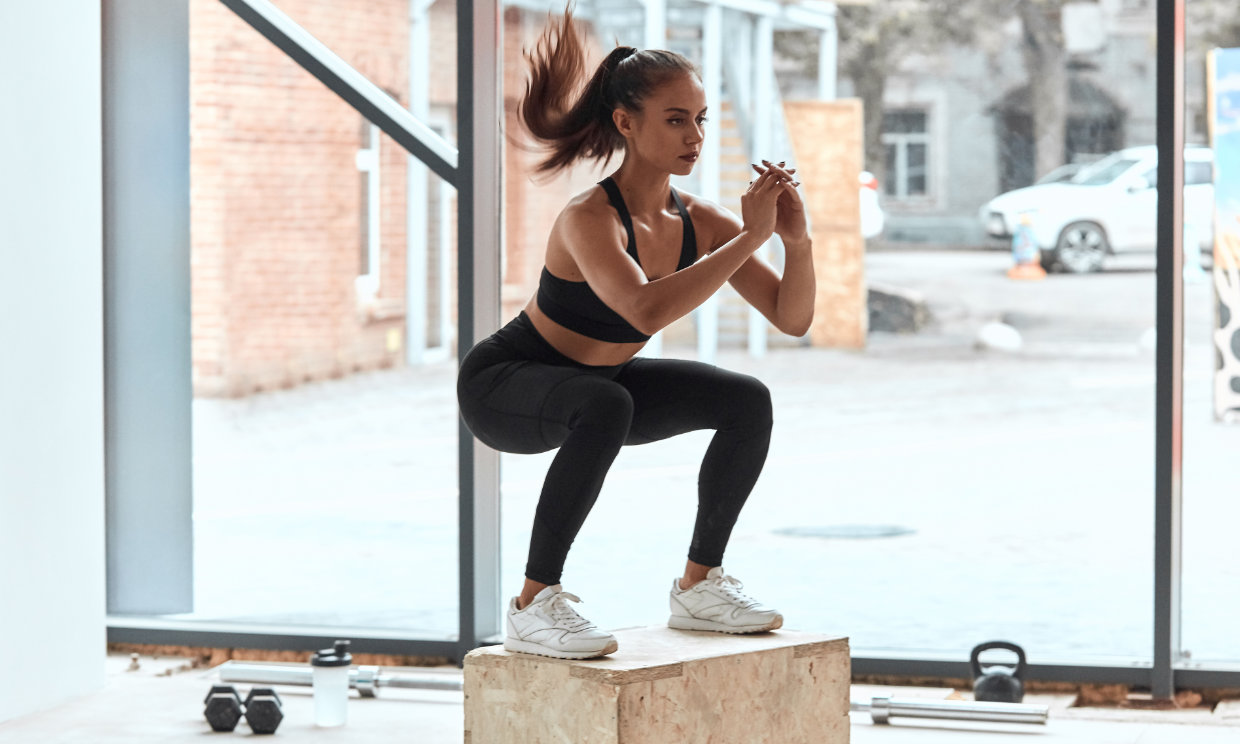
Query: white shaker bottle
[[310, 640, 353, 727]]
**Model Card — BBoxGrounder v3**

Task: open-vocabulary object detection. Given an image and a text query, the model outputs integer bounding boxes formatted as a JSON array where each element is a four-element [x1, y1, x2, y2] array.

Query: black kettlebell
[[970, 641, 1026, 703]]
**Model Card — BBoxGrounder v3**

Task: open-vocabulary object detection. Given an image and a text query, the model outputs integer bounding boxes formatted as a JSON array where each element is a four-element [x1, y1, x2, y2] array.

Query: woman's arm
[[560, 168, 788, 336], [700, 173, 816, 337]]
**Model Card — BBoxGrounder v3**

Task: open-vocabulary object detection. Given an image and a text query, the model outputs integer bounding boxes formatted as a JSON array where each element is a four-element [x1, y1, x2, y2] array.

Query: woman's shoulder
[[549, 183, 625, 248], [674, 189, 742, 247], [556, 182, 616, 225], [675, 189, 737, 224]]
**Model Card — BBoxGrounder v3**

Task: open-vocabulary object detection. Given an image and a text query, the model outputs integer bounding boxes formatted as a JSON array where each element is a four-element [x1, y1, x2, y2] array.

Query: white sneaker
[[504, 584, 619, 659], [668, 567, 784, 634]]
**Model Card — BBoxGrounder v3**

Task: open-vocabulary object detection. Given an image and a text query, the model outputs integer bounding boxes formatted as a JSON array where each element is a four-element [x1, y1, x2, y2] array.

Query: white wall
[[0, 2, 107, 724]]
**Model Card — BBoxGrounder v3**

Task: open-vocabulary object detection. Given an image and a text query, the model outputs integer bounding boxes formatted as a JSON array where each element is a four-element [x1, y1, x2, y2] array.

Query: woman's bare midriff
[[523, 297, 647, 367]]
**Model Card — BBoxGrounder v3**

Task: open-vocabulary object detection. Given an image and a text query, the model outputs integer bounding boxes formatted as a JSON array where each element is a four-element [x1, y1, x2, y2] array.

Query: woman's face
[[619, 73, 708, 176]]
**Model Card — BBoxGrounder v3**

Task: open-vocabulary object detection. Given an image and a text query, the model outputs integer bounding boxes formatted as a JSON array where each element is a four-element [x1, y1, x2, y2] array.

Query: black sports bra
[[536, 177, 698, 343]]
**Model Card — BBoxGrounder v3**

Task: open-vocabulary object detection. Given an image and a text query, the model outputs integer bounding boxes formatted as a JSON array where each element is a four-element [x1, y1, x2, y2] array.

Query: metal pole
[[456, 0, 504, 660], [851, 696, 1049, 726], [817, 11, 837, 101], [636, 0, 668, 359], [406, 0, 432, 364], [218, 0, 457, 182], [748, 13, 772, 358], [1152, 0, 1185, 701], [218, 661, 463, 695], [696, 1, 722, 365]]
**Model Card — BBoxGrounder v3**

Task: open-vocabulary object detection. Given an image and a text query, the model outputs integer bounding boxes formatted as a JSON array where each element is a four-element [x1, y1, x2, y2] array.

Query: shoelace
[[711, 574, 761, 609], [546, 591, 593, 630]]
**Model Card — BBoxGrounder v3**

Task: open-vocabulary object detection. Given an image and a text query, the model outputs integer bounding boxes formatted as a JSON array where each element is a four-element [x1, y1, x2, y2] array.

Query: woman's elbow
[[779, 313, 813, 338], [626, 297, 675, 337]]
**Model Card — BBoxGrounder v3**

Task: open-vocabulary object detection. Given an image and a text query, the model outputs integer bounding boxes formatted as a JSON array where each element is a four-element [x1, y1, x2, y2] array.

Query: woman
[[457, 9, 814, 660]]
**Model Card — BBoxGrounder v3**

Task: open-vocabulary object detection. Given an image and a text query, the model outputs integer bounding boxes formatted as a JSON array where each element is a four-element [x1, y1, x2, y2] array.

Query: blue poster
[[1211, 47, 1240, 422]]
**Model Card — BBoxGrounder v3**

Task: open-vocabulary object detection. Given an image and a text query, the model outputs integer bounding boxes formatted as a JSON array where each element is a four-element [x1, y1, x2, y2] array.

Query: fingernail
[[792, 181, 801, 187], [778, 161, 786, 166], [762, 159, 770, 164]]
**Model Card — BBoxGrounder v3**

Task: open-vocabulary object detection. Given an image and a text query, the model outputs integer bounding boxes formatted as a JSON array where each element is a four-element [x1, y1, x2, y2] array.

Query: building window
[[882, 109, 930, 199]]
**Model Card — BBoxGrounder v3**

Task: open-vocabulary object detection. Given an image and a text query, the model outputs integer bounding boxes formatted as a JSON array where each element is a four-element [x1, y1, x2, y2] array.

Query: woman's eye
[[668, 118, 684, 125], [696, 117, 709, 125]]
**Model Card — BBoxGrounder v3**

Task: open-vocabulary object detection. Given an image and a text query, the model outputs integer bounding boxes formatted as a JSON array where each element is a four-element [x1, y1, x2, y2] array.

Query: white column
[[644, 0, 666, 49], [818, 7, 837, 101], [0, 0, 106, 724], [640, 0, 669, 358], [406, 0, 432, 364], [356, 124, 382, 298], [696, 1, 722, 364], [748, 13, 773, 358], [440, 178, 454, 354], [459, 0, 504, 648]]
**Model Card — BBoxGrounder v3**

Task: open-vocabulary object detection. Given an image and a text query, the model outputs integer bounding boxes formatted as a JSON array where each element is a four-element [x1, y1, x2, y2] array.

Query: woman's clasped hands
[[741, 159, 808, 246]]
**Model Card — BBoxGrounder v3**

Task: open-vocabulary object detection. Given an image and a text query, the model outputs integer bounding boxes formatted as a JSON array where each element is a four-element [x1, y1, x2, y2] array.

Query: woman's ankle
[[517, 579, 550, 610], [680, 560, 712, 590]]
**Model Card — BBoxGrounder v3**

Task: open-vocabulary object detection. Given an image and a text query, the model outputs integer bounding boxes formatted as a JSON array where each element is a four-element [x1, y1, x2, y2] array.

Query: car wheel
[[1052, 221, 1109, 274]]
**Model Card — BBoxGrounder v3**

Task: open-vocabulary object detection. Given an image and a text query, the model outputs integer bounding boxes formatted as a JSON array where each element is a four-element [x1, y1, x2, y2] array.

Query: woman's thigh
[[616, 358, 772, 445], [458, 340, 628, 454]]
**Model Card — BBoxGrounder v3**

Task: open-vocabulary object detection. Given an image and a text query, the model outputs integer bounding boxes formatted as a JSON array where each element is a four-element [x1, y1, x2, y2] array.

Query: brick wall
[[191, 2, 633, 397], [191, 0, 410, 397]]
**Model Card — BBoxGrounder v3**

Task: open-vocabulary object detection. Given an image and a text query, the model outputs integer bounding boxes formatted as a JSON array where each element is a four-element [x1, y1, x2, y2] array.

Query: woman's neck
[[609, 161, 673, 218]]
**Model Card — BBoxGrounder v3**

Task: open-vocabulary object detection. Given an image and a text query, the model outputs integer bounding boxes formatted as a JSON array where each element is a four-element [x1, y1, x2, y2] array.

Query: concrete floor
[[0, 653, 1237, 743]]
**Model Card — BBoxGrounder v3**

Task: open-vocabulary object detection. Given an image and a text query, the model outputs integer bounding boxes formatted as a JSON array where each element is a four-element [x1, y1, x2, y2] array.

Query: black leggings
[[457, 313, 773, 586]]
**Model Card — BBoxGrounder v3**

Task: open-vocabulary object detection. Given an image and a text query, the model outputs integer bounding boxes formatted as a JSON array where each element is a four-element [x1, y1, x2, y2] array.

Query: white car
[[979, 145, 1214, 273]]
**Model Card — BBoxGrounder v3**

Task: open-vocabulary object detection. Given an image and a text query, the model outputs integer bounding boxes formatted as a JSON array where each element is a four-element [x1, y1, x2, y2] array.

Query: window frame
[[100, 0, 1240, 698], [881, 107, 932, 201]]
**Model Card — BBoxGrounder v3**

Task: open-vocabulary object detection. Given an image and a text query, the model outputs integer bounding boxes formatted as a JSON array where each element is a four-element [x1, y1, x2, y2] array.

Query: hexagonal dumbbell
[[243, 687, 284, 735], [203, 685, 244, 732]]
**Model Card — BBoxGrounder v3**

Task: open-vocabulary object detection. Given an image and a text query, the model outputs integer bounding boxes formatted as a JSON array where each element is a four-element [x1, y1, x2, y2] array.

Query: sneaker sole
[[667, 614, 784, 634], [503, 637, 619, 660]]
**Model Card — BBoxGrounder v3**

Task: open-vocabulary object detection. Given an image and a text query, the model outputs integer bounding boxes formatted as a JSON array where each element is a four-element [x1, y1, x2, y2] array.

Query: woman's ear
[[612, 107, 635, 138]]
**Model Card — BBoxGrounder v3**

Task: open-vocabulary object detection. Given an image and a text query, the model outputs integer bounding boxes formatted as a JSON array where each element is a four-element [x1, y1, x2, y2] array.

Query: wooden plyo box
[[463, 626, 850, 744]]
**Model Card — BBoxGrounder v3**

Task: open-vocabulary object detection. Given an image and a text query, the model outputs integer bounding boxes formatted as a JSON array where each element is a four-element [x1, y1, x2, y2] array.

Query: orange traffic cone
[[1007, 212, 1046, 280]]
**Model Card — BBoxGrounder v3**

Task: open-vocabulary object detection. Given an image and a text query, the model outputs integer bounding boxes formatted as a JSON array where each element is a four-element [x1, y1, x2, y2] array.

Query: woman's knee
[[728, 374, 773, 428]]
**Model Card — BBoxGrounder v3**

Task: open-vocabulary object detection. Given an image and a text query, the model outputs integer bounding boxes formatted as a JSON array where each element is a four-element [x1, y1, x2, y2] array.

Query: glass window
[[1070, 155, 1140, 185], [175, 0, 460, 640], [883, 110, 927, 135], [1184, 160, 1213, 185], [906, 143, 927, 195], [881, 108, 930, 199], [834, 0, 1155, 665], [1182, 45, 1240, 668], [117, 0, 1237, 685]]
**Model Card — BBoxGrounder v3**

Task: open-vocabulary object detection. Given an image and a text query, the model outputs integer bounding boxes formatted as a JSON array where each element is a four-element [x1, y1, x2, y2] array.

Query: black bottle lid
[[310, 640, 353, 667]]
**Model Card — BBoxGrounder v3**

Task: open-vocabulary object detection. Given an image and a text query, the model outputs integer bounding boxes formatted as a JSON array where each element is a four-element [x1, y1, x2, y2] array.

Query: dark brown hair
[[519, 8, 699, 175]]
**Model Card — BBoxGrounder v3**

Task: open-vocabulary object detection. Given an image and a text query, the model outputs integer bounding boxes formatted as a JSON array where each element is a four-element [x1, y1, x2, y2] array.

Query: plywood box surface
[[464, 626, 850, 744]]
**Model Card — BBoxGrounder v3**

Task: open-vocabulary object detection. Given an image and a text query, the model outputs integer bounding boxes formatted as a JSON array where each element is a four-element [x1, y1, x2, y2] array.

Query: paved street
[[186, 247, 1239, 669]]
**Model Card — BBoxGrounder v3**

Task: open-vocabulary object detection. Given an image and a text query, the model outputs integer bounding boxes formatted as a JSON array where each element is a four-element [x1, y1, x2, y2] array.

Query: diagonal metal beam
[[219, 0, 458, 184]]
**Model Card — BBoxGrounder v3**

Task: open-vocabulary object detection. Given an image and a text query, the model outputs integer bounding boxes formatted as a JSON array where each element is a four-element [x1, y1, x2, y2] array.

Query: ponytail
[[519, 9, 698, 176]]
